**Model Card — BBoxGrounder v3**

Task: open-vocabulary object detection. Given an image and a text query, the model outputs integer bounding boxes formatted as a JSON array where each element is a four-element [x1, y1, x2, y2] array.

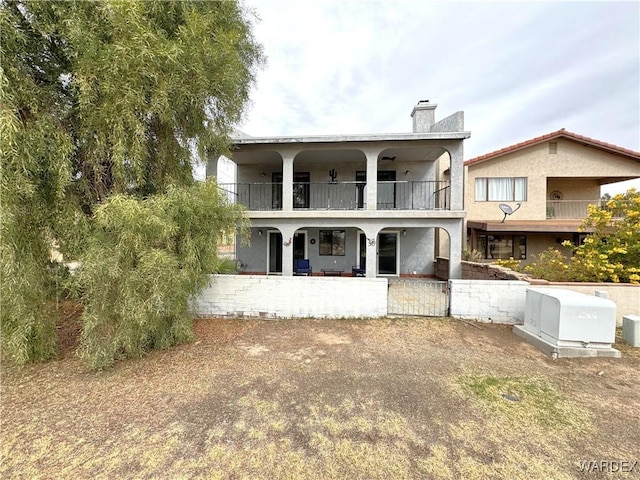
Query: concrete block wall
[[542, 283, 639, 326], [435, 258, 529, 281], [461, 261, 530, 281], [194, 275, 388, 318], [449, 280, 529, 324]]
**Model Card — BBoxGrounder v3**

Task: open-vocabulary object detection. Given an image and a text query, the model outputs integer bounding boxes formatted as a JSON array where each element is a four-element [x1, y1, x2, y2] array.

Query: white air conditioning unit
[[514, 288, 620, 358]]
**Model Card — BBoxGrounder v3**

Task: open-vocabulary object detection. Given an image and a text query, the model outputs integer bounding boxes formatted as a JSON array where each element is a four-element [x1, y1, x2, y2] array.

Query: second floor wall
[[465, 138, 640, 221], [211, 137, 466, 213]]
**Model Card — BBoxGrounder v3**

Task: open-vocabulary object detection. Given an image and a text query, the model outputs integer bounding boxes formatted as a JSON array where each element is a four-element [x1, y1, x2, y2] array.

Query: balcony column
[[280, 225, 298, 276], [364, 149, 379, 210], [447, 219, 463, 279], [282, 152, 294, 211], [361, 226, 380, 278], [206, 154, 220, 179], [448, 143, 464, 211]]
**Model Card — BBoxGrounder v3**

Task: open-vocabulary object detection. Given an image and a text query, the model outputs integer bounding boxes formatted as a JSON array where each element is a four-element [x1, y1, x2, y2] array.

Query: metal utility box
[[622, 315, 640, 347], [514, 287, 620, 358]]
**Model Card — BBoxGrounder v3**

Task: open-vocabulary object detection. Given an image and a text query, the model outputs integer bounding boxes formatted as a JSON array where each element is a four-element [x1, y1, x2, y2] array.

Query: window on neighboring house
[[475, 177, 527, 202], [549, 142, 558, 154], [319, 230, 346, 256], [477, 235, 527, 260]]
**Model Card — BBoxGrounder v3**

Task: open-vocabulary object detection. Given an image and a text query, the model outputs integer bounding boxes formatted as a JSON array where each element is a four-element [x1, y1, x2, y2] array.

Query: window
[[477, 235, 527, 260], [319, 230, 346, 256], [475, 177, 527, 202], [549, 142, 558, 154]]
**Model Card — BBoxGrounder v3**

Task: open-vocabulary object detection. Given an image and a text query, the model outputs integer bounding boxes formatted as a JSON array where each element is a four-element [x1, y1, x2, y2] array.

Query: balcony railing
[[546, 200, 602, 219], [218, 181, 450, 211]]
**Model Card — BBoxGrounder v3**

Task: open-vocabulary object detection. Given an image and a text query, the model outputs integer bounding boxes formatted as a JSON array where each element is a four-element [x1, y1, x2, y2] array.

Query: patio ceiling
[[227, 144, 448, 166]]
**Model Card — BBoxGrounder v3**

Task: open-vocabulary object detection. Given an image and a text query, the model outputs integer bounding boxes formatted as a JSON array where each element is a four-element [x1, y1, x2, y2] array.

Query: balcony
[[546, 200, 602, 219], [218, 181, 450, 211]]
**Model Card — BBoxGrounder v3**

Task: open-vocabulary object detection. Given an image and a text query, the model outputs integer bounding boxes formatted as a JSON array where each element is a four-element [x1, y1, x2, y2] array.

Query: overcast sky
[[234, 0, 639, 194]]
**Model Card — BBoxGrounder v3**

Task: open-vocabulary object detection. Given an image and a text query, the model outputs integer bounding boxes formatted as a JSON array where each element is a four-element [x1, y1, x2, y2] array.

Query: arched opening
[[293, 149, 367, 210], [376, 146, 451, 210]]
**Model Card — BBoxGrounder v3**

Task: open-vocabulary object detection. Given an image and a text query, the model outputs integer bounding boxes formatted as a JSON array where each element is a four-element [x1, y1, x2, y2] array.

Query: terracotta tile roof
[[465, 129, 640, 166]]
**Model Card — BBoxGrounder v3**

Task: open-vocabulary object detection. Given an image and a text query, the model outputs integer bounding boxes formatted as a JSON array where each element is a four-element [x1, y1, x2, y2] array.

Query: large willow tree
[[1, 1, 262, 365]]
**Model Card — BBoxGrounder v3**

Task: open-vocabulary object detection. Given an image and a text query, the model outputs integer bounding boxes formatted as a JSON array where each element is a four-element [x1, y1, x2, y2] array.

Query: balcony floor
[[247, 209, 466, 220]]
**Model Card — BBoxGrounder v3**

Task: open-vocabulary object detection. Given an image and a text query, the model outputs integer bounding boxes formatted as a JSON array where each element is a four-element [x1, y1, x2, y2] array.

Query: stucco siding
[[465, 139, 640, 223]]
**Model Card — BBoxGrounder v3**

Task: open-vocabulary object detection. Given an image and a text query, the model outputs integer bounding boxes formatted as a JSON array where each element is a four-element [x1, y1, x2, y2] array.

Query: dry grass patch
[[419, 374, 596, 479], [3, 317, 639, 479]]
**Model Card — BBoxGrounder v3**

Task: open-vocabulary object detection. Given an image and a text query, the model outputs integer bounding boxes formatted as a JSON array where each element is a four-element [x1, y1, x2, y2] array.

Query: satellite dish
[[499, 203, 521, 223], [499, 203, 513, 215]]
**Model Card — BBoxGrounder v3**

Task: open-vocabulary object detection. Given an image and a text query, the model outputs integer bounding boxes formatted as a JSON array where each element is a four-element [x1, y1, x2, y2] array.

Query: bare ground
[[1, 312, 639, 479]]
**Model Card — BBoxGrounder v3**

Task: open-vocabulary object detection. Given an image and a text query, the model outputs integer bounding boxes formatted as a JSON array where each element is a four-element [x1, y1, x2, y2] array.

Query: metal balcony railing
[[546, 200, 602, 219], [376, 181, 450, 210], [218, 181, 451, 211]]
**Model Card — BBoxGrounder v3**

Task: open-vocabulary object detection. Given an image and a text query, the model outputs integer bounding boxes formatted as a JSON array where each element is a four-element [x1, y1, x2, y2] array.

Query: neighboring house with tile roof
[[208, 100, 469, 278], [459, 129, 640, 263]]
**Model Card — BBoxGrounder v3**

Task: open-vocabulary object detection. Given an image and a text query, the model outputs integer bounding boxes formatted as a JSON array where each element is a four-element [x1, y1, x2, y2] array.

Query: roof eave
[[232, 131, 471, 146], [465, 129, 640, 166]]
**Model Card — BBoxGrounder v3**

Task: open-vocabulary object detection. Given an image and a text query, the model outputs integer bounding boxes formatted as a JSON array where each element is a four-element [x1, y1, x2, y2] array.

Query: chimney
[[411, 99, 437, 133]]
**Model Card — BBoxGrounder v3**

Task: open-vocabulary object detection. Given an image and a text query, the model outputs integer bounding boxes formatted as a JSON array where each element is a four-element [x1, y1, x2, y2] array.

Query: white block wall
[[449, 280, 529, 324], [194, 275, 388, 318]]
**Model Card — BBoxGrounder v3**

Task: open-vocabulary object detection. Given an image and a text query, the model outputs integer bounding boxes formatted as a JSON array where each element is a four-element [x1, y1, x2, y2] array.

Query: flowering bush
[[493, 258, 522, 271], [524, 189, 639, 284], [523, 248, 571, 282]]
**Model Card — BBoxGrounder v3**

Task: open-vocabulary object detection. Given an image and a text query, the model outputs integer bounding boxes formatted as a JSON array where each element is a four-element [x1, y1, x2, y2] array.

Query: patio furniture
[[351, 265, 365, 277], [295, 259, 312, 276], [321, 269, 344, 276]]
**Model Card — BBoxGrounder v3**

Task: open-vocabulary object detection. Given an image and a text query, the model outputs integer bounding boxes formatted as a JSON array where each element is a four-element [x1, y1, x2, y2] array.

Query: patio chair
[[295, 259, 313, 276], [351, 265, 366, 277]]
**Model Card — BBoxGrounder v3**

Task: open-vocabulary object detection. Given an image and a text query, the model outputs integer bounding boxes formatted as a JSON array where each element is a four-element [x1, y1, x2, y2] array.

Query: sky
[[231, 0, 640, 194]]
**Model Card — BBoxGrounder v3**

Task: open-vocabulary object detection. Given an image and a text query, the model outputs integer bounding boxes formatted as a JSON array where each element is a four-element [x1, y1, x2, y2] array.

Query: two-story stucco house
[[207, 100, 470, 279], [462, 129, 640, 263]]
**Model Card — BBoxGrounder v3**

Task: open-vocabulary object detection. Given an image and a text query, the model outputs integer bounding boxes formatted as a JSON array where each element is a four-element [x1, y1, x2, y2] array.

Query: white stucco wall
[[449, 280, 529, 324], [194, 275, 388, 318], [544, 283, 640, 326], [449, 279, 639, 325]]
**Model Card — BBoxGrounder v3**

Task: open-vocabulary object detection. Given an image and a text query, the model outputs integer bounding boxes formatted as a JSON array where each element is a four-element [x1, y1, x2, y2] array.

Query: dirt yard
[[2, 314, 639, 479]]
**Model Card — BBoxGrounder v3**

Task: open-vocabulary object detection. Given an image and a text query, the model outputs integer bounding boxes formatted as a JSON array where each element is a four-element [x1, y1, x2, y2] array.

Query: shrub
[[566, 189, 639, 284], [523, 248, 571, 282], [75, 181, 247, 369], [462, 249, 484, 262], [493, 258, 522, 271]]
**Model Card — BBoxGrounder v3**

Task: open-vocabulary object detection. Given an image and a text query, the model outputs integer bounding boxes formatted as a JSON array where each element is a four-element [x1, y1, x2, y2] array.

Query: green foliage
[[75, 181, 247, 369], [493, 257, 522, 271], [1, 1, 262, 364], [214, 257, 240, 275], [457, 375, 590, 431], [569, 189, 640, 283], [522, 248, 571, 282], [524, 190, 640, 284], [461, 248, 483, 262]]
